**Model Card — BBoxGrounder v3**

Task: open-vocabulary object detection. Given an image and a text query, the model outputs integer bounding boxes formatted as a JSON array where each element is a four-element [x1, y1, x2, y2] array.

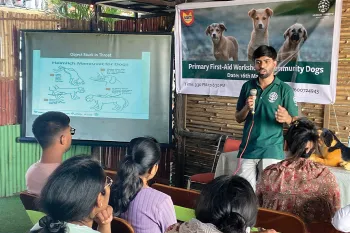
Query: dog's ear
[[265, 7, 273, 17], [219, 23, 227, 31], [248, 9, 256, 18], [323, 131, 334, 147], [283, 26, 291, 39], [205, 26, 211, 36], [303, 27, 308, 41]]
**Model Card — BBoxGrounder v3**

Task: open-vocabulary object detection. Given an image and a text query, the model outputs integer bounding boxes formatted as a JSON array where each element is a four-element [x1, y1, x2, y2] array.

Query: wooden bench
[[151, 183, 200, 209]]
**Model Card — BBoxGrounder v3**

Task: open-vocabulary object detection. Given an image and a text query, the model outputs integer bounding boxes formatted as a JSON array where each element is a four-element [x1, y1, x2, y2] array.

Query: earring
[[100, 203, 102, 207]]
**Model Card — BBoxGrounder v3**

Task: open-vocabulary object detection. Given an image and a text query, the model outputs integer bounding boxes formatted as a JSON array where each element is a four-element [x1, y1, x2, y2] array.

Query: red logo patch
[[181, 10, 194, 26]]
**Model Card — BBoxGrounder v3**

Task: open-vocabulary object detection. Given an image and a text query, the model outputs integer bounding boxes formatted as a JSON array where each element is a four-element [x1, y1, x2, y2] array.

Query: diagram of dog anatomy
[[85, 94, 129, 111], [53, 66, 85, 86], [90, 72, 122, 86], [47, 67, 130, 113], [32, 50, 151, 119], [48, 85, 85, 103]]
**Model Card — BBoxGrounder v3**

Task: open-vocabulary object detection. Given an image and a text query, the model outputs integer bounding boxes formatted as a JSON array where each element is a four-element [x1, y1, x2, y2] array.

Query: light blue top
[[30, 222, 99, 233]]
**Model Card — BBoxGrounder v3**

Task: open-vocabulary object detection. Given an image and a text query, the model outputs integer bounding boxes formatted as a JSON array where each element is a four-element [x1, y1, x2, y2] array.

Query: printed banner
[[175, 0, 342, 104]]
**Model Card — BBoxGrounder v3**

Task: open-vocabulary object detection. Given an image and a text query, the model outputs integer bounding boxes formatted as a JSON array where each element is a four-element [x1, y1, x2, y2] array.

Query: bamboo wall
[[176, 0, 350, 186], [115, 16, 174, 32], [0, 7, 92, 125], [98, 146, 173, 185], [330, 0, 350, 142]]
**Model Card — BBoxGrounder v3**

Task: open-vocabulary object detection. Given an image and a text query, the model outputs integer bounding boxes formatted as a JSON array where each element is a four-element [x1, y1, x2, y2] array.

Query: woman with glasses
[[256, 117, 341, 223], [30, 155, 114, 233], [110, 137, 177, 233]]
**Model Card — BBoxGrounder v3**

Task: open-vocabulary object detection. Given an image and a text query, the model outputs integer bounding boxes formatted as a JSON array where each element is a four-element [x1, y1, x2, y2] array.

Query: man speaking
[[235, 45, 298, 190]]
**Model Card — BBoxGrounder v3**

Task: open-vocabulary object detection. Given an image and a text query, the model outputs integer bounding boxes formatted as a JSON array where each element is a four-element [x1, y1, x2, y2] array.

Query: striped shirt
[[120, 187, 177, 233]]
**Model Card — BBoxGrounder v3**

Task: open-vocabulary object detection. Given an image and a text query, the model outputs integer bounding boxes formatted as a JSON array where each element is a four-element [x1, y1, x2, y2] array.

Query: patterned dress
[[256, 158, 341, 223]]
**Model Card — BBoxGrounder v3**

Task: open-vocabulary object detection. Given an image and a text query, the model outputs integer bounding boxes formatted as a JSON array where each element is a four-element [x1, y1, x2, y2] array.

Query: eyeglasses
[[70, 127, 76, 135], [105, 176, 113, 188]]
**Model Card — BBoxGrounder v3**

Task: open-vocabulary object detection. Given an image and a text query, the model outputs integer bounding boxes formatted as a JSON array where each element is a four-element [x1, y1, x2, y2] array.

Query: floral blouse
[[256, 158, 341, 223]]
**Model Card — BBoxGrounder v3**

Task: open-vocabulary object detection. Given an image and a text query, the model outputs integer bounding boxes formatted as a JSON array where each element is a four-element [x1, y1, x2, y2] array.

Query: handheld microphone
[[250, 89, 257, 115]]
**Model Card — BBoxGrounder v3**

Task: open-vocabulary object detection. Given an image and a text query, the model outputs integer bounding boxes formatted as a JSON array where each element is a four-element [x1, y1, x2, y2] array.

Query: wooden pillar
[[174, 93, 187, 187]]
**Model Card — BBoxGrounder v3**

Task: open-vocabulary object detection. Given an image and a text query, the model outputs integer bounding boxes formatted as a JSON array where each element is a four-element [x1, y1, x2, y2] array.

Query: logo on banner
[[268, 92, 278, 103], [318, 0, 330, 13], [181, 10, 194, 26]]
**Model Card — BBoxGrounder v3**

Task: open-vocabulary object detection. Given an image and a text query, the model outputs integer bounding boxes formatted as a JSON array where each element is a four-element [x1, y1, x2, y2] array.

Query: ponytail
[[112, 156, 143, 216], [110, 137, 161, 216], [217, 212, 247, 233], [30, 216, 66, 233]]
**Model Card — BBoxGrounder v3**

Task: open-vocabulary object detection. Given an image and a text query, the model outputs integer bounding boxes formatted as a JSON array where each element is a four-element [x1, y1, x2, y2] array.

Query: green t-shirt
[[236, 77, 298, 159]]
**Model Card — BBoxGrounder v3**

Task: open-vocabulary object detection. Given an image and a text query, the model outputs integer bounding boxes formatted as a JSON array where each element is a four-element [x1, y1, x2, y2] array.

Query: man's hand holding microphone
[[245, 89, 257, 114]]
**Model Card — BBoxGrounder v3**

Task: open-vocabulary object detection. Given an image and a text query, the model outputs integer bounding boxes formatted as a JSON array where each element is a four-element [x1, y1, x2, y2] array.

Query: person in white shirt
[[332, 204, 350, 232]]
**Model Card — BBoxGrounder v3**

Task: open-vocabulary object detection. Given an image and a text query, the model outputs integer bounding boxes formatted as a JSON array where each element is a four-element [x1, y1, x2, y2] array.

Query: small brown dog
[[247, 8, 273, 61], [277, 23, 308, 62], [206, 23, 239, 61]]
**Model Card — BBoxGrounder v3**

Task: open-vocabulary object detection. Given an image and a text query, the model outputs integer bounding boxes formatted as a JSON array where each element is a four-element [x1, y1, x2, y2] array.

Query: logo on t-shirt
[[293, 96, 298, 106], [268, 92, 278, 103]]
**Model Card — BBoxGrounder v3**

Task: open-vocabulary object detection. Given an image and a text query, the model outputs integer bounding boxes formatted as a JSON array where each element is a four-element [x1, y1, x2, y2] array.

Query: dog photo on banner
[[175, 0, 342, 104]]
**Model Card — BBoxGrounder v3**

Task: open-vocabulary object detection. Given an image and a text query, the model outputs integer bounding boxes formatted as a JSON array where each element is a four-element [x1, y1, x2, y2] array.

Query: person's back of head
[[195, 175, 258, 233], [30, 155, 108, 233], [110, 137, 161, 216], [32, 111, 72, 151], [285, 117, 319, 159], [252, 45, 277, 61]]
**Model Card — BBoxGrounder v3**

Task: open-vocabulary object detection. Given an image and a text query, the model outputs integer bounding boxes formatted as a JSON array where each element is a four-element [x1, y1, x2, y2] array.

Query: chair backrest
[[223, 138, 241, 153], [111, 217, 134, 233], [256, 208, 308, 233], [151, 183, 200, 209], [20, 191, 40, 211]]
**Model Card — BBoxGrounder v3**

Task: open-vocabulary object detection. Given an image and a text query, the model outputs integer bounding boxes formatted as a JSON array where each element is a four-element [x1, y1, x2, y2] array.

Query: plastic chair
[[187, 135, 223, 190], [174, 205, 195, 222], [223, 137, 241, 153]]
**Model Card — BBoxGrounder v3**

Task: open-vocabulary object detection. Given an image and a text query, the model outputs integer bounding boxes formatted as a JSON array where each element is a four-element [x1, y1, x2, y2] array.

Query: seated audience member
[[30, 155, 114, 233], [166, 175, 276, 233], [26, 111, 74, 195], [256, 117, 340, 223], [110, 137, 176, 233], [332, 204, 350, 232]]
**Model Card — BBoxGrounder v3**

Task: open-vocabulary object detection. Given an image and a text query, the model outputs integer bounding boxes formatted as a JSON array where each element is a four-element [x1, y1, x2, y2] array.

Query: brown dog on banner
[[206, 23, 239, 61]]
